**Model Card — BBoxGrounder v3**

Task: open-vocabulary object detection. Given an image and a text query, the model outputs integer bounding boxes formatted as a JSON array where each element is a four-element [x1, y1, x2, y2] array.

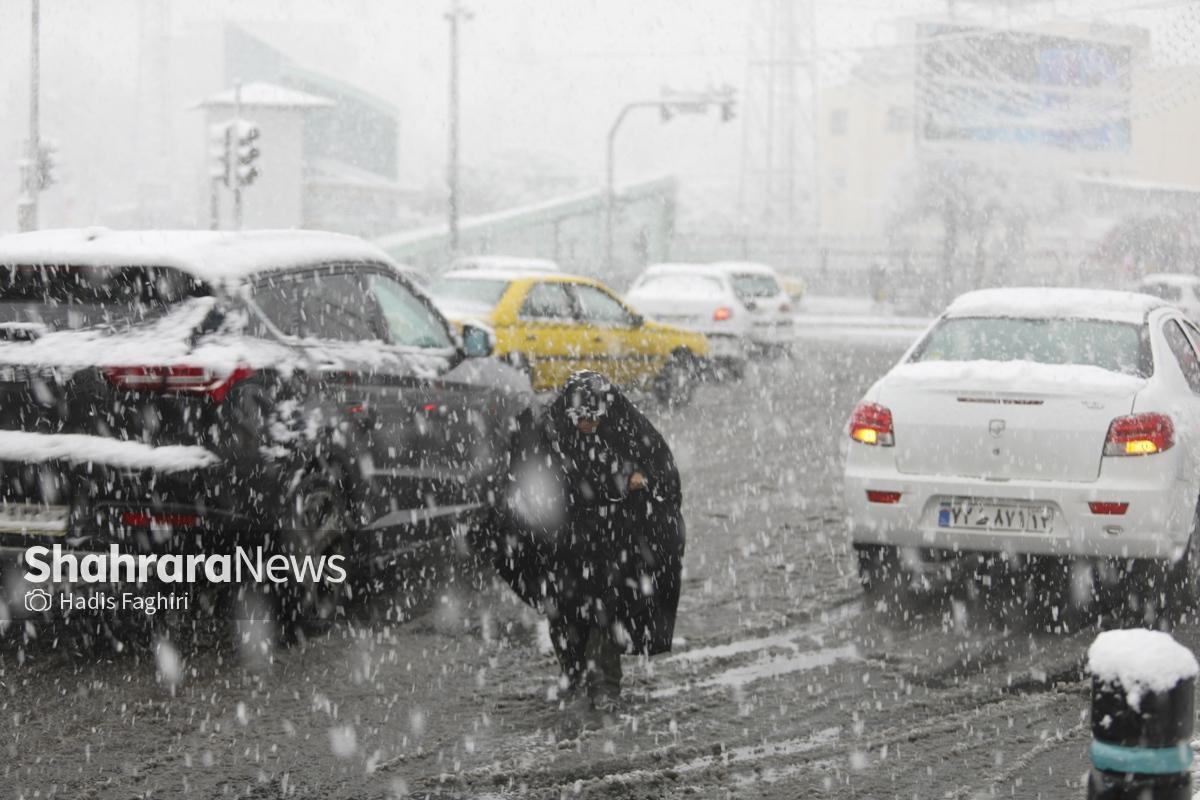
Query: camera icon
[[24, 588, 53, 613]]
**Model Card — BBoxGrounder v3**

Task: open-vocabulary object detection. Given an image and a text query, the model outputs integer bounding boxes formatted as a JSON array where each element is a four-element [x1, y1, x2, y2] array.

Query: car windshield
[[911, 316, 1151, 377], [635, 274, 725, 298], [730, 273, 781, 301], [428, 277, 509, 311], [0, 264, 210, 330]]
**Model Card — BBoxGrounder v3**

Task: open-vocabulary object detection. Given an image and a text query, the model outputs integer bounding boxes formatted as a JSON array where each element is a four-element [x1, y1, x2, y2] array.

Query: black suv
[[0, 229, 531, 616]]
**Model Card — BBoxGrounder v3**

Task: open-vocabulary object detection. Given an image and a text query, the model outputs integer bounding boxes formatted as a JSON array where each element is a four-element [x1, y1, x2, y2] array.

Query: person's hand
[[628, 471, 647, 491]]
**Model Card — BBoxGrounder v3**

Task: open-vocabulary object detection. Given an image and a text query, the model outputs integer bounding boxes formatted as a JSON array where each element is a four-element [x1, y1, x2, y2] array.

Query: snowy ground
[[3, 335, 1196, 799]]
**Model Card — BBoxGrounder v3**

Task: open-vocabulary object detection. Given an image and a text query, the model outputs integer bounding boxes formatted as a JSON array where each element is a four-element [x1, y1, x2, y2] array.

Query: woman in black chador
[[477, 371, 685, 711]]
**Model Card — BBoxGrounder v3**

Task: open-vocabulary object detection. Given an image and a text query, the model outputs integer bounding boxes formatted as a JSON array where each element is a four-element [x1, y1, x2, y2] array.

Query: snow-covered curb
[[0, 431, 219, 473], [1088, 629, 1199, 710]]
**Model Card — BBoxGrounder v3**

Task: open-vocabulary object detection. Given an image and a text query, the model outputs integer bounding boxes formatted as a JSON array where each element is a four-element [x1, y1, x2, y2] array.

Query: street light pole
[[605, 88, 736, 274], [17, 0, 41, 232], [446, 0, 471, 255]]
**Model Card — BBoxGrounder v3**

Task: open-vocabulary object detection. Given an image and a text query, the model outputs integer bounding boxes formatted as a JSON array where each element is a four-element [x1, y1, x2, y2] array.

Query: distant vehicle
[[428, 268, 709, 403], [779, 274, 807, 304], [712, 262, 794, 353], [0, 229, 531, 618], [1138, 273, 1200, 322], [625, 263, 750, 377], [451, 255, 561, 274], [626, 262, 794, 357], [844, 287, 1200, 617]]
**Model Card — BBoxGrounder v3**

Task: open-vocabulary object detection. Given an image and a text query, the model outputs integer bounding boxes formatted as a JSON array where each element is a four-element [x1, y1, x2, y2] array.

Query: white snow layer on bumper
[[0, 431, 219, 473], [844, 444, 1192, 560]]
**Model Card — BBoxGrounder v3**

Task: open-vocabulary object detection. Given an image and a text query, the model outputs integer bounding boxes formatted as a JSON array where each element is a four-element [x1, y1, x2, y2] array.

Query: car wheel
[[274, 462, 355, 632], [856, 544, 907, 608], [653, 351, 697, 407], [1165, 502, 1200, 624]]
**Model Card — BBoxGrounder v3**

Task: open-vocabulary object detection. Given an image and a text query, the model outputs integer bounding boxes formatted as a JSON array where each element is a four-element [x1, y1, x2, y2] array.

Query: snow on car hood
[[0, 430, 217, 472], [884, 360, 1147, 396]]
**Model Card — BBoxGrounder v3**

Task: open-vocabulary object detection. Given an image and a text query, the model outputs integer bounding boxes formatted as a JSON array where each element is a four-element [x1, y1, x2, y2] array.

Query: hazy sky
[[0, 0, 1192, 233]]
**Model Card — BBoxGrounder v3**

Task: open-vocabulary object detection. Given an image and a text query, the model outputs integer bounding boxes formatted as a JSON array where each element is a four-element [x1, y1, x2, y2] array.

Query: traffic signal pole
[[232, 82, 243, 230], [17, 0, 41, 232]]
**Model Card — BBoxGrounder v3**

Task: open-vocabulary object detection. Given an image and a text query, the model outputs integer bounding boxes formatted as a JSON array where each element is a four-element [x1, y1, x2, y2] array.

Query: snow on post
[[1086, 629, 1198, 799]]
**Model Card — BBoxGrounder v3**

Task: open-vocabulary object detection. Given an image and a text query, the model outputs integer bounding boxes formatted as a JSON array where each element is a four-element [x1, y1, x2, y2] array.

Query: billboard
[[917, 24, 1133, 153]]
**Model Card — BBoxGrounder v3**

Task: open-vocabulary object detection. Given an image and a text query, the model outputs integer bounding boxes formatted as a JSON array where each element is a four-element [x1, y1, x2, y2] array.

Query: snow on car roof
[[713, 261, 780, 276], [945, 288, 1166, 323], [0, 228, 398, 285], [1141, 272, 1200, 286]]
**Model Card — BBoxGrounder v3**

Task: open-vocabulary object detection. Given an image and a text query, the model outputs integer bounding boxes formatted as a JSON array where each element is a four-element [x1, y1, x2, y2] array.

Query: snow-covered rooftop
[[198, 81, 335, 109], [945, 288, 1166, 323], [1088, 629, 1199, 710], [0, 228, 396, 284]]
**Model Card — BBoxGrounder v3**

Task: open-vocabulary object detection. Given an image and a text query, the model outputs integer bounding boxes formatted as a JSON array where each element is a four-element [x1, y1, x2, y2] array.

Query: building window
[[830, 108, 848, 136], [886, 105, 910, 132]]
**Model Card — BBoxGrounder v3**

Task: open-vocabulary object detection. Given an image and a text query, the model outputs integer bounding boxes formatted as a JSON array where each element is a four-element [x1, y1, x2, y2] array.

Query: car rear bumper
[[844, 449, 1193, 560], [748, 318, 794, 346]]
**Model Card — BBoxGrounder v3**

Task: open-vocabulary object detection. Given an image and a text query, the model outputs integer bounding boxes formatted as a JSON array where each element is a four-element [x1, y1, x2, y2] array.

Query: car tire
[[856, 544, 906, 607], [1165, 501, 1200, 624], [273, 461, 355, 635], [653, 351, 697, 407]]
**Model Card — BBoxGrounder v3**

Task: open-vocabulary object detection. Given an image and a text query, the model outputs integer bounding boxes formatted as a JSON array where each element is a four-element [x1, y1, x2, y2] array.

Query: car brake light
[[866, 490, 901, 504], [849, 402, 894, 446], [1103, 413, 1174, 456], [713, 306, 733, 322], [121, 511, 200, 528], [103, 365, 254, 403], [780, 302, 792, 313], [1088, 502, 1129, 515]]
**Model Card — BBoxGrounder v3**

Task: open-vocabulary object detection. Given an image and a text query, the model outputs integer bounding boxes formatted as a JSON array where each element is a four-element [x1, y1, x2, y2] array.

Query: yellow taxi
[[428, 268, 709, 402]]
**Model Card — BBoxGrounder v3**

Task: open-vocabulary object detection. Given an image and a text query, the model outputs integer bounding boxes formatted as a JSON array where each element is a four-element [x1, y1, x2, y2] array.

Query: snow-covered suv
[[0, 229, 532, 615]]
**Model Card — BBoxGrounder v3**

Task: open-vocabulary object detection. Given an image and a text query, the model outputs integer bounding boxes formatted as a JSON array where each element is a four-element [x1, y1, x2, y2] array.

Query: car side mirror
[[461, 322, 494, 358], [630, 313, 644, 328]]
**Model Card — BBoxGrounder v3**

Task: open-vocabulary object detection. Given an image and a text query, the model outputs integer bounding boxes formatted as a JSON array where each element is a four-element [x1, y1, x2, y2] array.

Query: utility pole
[[17, 0, 41, 232], [446, 0, 471, 255]]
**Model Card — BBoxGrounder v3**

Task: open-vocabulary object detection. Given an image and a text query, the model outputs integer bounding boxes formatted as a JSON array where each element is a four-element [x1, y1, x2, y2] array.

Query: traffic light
[[234, 120, 261, 187], [208, 123, 233, 187]]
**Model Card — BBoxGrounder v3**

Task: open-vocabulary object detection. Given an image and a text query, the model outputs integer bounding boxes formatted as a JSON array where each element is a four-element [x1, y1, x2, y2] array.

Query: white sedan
[[844, 288, 1200, 610]]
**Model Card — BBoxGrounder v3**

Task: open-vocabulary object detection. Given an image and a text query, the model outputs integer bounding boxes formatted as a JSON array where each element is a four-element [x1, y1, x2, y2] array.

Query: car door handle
[[525, 334, 536, 341], [593, 336, 603, 343]]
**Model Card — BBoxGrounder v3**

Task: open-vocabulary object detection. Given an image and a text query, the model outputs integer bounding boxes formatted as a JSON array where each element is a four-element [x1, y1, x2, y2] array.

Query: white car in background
[[625, 263, 751, 376], [844, 288, 1200, 614], [626, 262, 794, 364], [1138, 273, 1200, 323]]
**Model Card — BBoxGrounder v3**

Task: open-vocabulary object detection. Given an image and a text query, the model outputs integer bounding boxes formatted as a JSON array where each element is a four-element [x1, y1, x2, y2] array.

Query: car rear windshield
[[731, 274, 781, 301], [911, 316, 1152, 377], [635, 275, 725, 298], [428, 277, 509, 310], [0, 264, 211, 329]]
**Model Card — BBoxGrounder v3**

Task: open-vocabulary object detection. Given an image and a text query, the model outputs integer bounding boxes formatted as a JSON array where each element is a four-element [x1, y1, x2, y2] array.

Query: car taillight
[[1088, 502, 1129, 515], [780, 302, 792, 313], [121, 511, 200, 528], [713, 306, 733, 321], [102, 365, 254, 403], [866, 490, 901, 504], [1103, 413, 1174, 456], [849, 402, 894, 446]]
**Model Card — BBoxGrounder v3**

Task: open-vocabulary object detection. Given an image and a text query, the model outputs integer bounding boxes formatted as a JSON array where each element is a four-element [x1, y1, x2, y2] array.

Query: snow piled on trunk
[[1088, 629, 1199, 710], [886, 360, 1145, 394], [0, 431, 218, 472]]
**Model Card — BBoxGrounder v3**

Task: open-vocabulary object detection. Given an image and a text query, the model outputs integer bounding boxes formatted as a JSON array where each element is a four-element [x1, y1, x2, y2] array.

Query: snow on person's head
[[564, 371, 614, 423]]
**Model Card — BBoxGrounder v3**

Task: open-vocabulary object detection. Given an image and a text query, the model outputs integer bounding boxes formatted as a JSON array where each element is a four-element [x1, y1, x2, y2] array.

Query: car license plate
[[937, 500, 1053, 533], [0, 502, 68, 536]]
